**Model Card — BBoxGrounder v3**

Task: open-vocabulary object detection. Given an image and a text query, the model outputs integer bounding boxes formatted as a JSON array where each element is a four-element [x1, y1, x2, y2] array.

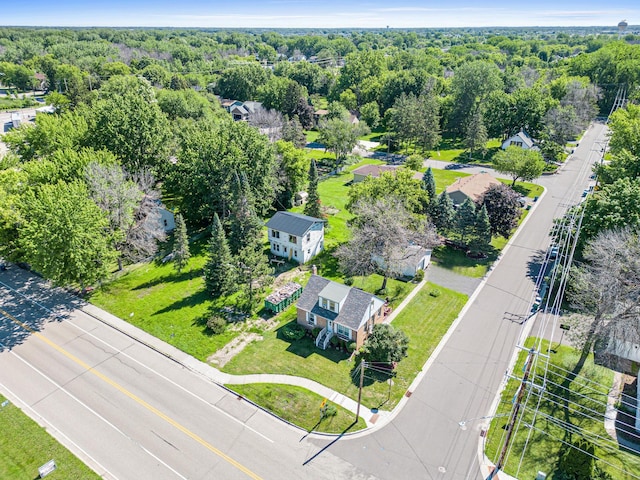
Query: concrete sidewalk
[[81, 303, 378, 427]]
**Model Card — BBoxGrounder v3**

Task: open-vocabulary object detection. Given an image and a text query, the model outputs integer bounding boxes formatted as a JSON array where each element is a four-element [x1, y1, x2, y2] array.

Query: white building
[[372, 246, 432, 278], [266, 211, 324, 264], [501, 131, 535, 150]]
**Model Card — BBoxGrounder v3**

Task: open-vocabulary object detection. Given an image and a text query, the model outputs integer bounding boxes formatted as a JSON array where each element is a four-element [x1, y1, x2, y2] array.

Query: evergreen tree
[[204, 213, 236, 298], [429, 191, 455, 233], [236, 226, 273, 313], [468, 204, 492, 255], [421, 167, 436, 200], [228, 172, 263, 254], [303, 160, 322, 219], [453, 198, 476, 247], [172, 213, 190, 273], [464, 109, 488, 159]]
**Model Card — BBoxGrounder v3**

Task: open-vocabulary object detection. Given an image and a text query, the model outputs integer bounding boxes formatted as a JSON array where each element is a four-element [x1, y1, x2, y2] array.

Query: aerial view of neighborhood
[[1, 1, 640, 478]]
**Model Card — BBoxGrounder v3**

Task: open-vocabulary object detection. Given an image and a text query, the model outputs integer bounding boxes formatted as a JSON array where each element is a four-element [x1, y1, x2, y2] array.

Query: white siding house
[[157, 206, 175, 232], [266, 211, 324, 264], [372, 246, 432, 278], [501, 131, 535, 150]]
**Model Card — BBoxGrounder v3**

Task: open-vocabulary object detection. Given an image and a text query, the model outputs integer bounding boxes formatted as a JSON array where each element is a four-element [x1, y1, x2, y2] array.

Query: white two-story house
[[265, 211, 324, 264]]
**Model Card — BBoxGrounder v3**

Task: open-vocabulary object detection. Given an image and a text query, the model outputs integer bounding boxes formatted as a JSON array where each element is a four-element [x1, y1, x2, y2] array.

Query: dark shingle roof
[[266, 211, 323, 237], [297, 275, 383, 331]]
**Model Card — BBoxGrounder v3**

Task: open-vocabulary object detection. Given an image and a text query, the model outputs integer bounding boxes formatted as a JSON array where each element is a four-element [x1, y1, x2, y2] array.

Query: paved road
[[0, 270, 377, 480], [310, 122, 609, 479], [0, 123, 606, 480]]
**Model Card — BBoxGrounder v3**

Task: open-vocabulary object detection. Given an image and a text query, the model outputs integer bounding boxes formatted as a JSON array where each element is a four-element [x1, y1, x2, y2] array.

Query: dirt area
[[208, 332, 263, 367]]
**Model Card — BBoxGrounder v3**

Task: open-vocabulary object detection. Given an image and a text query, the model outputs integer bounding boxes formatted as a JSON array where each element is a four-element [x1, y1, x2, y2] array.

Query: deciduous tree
[[360, 324, 409, 365], [493, 146, 545, 186], [479, 183, 522, 238]]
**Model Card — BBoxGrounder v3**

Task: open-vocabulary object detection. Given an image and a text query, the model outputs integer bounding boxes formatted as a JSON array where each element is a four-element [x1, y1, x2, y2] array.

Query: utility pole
[[489, 348, 536, 479], [355, 359, 365, 422]]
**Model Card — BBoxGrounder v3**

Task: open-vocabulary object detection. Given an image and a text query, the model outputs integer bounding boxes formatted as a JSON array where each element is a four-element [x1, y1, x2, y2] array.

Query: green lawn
[[0, 395, 101, 479], [485, 338, 640, 479], [229, 384, 367, 433], [223, 282, 467, 410], [305, 130, 320, 144], [89, 240, 242, 362]]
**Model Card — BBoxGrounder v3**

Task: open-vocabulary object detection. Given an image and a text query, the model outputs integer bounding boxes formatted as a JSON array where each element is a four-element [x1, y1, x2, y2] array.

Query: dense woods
[[1, 26, 640, 290]]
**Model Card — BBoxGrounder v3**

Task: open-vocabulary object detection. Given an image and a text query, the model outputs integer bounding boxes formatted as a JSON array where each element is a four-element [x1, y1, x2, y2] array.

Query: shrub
[[347, 342, 357, 353], [312, 327, 321, 339], [344, 277, 354, 286], [414, 269, 424, 282], [330, 335, 339, 347], [206, 315, 227, 334], [323, 404, 337, 417], [429, 288, 441, 297], [281, 323, 306, 341]]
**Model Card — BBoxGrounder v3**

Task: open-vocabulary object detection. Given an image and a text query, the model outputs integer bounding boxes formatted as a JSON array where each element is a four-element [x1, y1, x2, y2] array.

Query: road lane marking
[[0, 376, 120, 480], [0, 344, 186, 480], [0, 279, 274, 443], [0, 307, 264, 480]]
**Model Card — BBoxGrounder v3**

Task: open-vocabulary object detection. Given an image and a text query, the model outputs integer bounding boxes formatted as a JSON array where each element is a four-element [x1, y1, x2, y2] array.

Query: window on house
[[329, 301, 336, 312], [335, 323, 350, 339], [272, 230, 280, 238], [321, 298, 328, 309], [294, 250, 297, 258], [306, 233, 311, 242], [289, 235, 297, 243], [307, 313, 316, 325], [307, 249, 311, 255], [510, 141, 523, 147], [163, 219, 168, 227], [275, 244, 280, 252], [284, 247, 287, 253]]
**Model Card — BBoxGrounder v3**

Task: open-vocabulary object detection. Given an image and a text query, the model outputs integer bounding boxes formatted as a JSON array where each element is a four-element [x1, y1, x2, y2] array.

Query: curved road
[[0, 122, 606, 480], [310, 122, 608, 479]]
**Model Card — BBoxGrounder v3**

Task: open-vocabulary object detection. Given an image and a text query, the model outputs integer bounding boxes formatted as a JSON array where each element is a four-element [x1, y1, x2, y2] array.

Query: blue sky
[[3, 1, 639, 28]]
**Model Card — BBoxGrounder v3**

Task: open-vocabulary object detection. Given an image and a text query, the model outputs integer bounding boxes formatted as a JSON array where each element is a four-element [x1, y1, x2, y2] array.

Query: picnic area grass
[[0, 394, 101, 480], [485, 337, 640, 480], [229, 384, 367, 433], [223, 282, 467, 410]]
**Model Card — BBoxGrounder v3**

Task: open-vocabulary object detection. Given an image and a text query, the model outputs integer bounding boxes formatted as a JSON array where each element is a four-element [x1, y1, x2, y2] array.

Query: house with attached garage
[[296, 275, 387, 349], [265, 211, 324, 264], [445, 172, 502, 206]]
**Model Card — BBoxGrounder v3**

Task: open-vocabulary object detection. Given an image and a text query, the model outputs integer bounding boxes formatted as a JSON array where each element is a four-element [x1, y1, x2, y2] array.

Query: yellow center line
[[0, 307, 263, 480]]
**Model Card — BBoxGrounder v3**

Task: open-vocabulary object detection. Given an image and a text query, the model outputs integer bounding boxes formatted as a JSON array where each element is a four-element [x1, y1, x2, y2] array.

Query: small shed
[[294, 191, 308, 206], [264, 282, 303, 313]]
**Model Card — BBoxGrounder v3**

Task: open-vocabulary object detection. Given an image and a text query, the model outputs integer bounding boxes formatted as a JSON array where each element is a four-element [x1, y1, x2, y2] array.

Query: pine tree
[[303, 160, 322, 219], [228, 172, 263, 254], [172, 213, 190, 273], [429, 191, 455, 233], [204, 213, 236, 298], [236, 229, 273, 313], [464, 109, 488, 159], [468, 204, 492, 255], [453, 198, 476, 247], [421, 167, 436, 200]]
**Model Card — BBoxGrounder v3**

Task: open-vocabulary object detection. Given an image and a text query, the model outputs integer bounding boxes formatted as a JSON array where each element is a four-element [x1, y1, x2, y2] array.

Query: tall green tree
[[360, 324, 409, 365], [275, 140, 310, 209], [464, 110, 488, 159], [303, 160, 322, 219], [217, 63, 270, 101], [421, 167, 436, 201], [348, 169, 428, 215], [228, 173, 264, 254], [204, 213, 236, 298], [493, 146, 545, 186], [468, 204, 492, 255], [88, 76, 170, 172], [318, 117, 368, 171], [452, 198, 477, 247], [20, 180, 115, 287], [387, 92, 440, 152], [429, 191, 455, 233], [172, 214, 190, 273]]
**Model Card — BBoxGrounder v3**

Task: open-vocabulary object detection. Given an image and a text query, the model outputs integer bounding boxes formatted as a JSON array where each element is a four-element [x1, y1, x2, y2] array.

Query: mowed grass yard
[[230, 384, 367, 433], [0, 395, 101, 479], [223, 282, 467, 410], [485, 338, 640, 479]]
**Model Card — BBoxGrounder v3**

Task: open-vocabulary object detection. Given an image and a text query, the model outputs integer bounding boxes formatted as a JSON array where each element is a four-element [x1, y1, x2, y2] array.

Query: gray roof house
[[296, 275, 387, 349], [266, 211, 324, 264], [501, 131, 536, 150]]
